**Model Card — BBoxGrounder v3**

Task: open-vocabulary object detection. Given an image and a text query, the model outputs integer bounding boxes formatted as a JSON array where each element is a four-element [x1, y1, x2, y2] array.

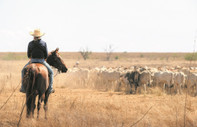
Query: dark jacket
[[27, 39, 48, 59]]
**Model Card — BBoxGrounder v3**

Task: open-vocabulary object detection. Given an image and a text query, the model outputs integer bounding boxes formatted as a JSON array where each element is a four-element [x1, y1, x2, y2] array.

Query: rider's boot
[[20, 84, 26, 93], [48, 85, 55, 94]]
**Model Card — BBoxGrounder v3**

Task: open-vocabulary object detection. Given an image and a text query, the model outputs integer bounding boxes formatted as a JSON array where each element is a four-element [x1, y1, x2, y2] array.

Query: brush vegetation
[[184, 53, 197, 61]]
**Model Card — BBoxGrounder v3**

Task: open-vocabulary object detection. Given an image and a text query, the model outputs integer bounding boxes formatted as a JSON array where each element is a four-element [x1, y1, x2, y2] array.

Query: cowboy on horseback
[[20, 29, 55, 94]]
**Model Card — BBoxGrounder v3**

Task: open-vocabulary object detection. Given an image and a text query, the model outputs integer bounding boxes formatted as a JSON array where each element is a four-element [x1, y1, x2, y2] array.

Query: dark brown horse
[[23, 48, 67, 118]]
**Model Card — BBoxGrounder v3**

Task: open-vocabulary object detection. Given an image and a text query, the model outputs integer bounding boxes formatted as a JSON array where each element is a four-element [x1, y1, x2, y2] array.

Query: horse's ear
[[55, 48, 59, 52]]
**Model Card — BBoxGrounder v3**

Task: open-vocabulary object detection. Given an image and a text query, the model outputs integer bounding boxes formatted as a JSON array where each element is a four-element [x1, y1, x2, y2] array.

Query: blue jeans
[[21, 59, 54, 90]]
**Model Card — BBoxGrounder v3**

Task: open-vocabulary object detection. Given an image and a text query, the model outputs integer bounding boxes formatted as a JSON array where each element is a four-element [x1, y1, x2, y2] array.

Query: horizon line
[[0, 51, 194, 53]]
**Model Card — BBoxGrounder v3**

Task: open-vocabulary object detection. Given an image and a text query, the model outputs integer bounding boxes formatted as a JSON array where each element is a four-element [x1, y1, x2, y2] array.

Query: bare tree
[[105, 45, 114, 61], [79, 47, 92, 60]]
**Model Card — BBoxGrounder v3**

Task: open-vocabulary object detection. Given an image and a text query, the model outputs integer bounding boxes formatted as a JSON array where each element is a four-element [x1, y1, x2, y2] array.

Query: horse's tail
[[31, 68, 36, 92], [25, 67, 36, 94], [25, 67, 36, 117]]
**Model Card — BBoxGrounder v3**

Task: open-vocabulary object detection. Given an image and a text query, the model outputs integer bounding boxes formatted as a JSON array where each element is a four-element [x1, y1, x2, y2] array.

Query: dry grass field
[[0, 52, 197, 127]]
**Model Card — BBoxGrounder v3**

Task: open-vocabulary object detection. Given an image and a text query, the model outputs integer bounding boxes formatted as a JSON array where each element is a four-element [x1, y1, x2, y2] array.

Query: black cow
[[125, 71, 140, 94]]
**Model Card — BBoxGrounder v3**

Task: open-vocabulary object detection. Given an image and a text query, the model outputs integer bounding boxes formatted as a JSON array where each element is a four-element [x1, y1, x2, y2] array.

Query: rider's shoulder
[[28, 40, 34, 45], [40, 40, 47, 44]]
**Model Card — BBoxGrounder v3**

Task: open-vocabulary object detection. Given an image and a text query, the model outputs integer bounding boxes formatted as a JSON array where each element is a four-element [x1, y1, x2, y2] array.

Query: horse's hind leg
[[31, 95, 36, 118], [37, 96, 41, 119], [26, 94, 36, 118], [44, 93, 49, 119]]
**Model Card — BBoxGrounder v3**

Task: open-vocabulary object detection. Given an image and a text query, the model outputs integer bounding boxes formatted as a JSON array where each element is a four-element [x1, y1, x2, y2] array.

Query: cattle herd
[[63, 65, 197, 96]]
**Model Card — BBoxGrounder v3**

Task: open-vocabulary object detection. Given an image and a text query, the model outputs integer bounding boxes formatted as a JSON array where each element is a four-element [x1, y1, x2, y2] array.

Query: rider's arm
[[27, 42, 32, 58], [44, 42, 48, 59]]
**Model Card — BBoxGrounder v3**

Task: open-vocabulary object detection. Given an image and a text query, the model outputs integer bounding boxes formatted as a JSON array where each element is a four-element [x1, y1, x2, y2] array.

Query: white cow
[[69, 68, 90, 88], [97, 70, 121, 91], [153, 71, 174, 93], [87, 68, 100, 89], [138, 71, 152, 94], [185, 72, 197, 96], [173, 72, 186, 94]]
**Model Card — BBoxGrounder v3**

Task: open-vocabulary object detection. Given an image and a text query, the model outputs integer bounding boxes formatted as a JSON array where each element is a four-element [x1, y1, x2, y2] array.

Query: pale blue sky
[[0, 0, 197, 52]]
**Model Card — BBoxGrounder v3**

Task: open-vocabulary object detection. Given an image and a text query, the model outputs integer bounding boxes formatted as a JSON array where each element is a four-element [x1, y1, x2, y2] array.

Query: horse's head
[[47, 48, 68, 73]]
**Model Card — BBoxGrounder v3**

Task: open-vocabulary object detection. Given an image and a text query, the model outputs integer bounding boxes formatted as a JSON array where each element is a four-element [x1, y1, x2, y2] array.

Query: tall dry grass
[[0, 53, 197, 127], [1, 87, 197, 127]]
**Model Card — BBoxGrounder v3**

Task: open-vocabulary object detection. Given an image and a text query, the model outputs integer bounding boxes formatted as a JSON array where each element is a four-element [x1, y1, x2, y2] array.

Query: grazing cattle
[[119, 74, 131, 93], [86, 69, 100, 88], [153, 71, 174, 93], [185, 72, 197, 96], [76, 69, 89, 88], [125, 71, 140, 93], [138, 71, 152, 94], [139, 66, 148, 72], [63, 65, 197, 95], [97, 70, 121, 91], [173, 72, 186, 94], [65, 68, 89, 88]]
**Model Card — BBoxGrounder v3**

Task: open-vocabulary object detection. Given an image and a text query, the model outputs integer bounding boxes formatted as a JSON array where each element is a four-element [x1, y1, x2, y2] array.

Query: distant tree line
[[185, 53, 197, 61], [79, 45, 115, 61]]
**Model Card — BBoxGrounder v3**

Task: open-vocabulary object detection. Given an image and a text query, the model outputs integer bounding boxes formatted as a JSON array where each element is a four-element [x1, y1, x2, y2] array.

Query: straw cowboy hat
[[30, 29, 45, 37]]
